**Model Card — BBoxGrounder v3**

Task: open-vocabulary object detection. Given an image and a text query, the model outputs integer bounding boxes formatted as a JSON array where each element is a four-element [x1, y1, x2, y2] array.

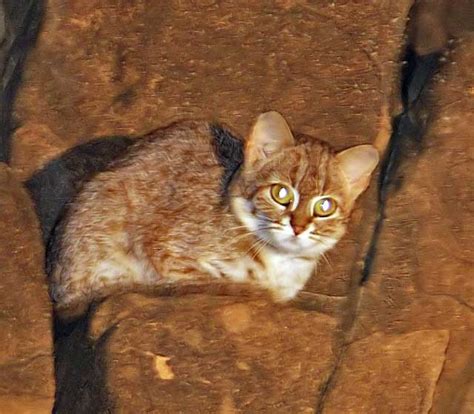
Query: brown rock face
[[4, 0, 473, 412], [324, 330, 450, 413], [323, 37, 474, 413], [0, 164, 54, 413], [93, 294, 337, 412], [12, 0, 411, 181]]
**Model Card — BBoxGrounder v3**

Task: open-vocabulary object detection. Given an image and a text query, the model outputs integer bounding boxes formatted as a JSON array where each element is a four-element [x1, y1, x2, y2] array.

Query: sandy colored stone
[[410, 0, 474, 54], [0, 396, 52, 414], [10, 123, 68, 182], [13, 0, 412, 162], [0, 163, 54, 410], [324, 330, 449, 413], [219, 303, 252, 334], [459, 380, 474, 414], [98, 294, 337, 413]]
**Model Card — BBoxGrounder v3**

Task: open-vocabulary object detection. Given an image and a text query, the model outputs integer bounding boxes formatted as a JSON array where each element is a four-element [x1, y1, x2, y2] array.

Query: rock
[[0, 163, 54, 412], [323, 331, 449, 413], [95, 294, 338, 412], [409, 0, 474, 55], [10, 123, 67, 182], [332, 36, 474, 413]]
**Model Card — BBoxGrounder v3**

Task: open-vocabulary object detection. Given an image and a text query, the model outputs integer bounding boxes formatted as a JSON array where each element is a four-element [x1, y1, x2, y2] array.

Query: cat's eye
[[313, 197, 337, 217], [270, 184, 294, 206]]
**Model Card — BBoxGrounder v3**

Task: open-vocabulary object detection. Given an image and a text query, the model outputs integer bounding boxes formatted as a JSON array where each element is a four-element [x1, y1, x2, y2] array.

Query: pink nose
[[293, 224, 305, 235]]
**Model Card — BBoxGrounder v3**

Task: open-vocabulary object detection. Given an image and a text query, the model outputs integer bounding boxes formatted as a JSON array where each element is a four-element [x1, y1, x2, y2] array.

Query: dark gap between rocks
[[0, 0, 44, 163], [315, 12, 445, 411], [360, 47, 442, 285]]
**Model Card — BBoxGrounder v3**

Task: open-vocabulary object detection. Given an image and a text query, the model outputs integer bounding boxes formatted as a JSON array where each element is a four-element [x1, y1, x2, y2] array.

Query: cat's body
[[50, 112, 379, 311]]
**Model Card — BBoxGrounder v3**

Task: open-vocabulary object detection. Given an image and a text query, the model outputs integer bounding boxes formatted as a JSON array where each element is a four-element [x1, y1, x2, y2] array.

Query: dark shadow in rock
[[0, 0, 44, 163], [360, 47, 442, 284], [25, 136, 135, 245], [25, 136, 135, 414], [53, 304, 115, 414]]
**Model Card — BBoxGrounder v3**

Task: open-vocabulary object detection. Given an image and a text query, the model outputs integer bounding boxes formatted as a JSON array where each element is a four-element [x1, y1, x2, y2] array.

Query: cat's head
[[231, 111, 379, 257]]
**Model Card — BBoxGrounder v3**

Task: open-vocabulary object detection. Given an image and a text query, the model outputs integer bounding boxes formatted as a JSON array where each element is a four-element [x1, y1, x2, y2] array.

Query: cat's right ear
[[245, 111, 295, 168], [336, 144, 379, 201]]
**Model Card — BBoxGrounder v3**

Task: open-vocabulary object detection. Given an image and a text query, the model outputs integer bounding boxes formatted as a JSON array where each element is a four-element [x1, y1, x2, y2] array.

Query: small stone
[[153, 355, 175, 380], [219, 303, 251, 334]]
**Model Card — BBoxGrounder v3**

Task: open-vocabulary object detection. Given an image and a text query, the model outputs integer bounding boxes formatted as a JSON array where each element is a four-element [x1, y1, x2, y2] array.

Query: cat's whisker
[[320, 252, 333, 269], [231, 231, 255, 243], [245, 237, 267, 258], [222, 225, 249, 235], [310, 233, 332, 244], [258, 225, 281, 232], [250, 238, 269, 260]]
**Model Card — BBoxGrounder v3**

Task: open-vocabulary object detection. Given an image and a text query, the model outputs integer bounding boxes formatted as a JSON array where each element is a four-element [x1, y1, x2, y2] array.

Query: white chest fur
[[200, 248, 316, 301]]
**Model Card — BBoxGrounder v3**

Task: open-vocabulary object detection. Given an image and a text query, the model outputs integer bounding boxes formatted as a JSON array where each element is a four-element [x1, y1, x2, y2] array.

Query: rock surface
[[93, 293, 338, 413], [15, 1, 411, 412], [0, 164, 54, 413], [321, 36, 474, 413], [324, 330, 450, 413]]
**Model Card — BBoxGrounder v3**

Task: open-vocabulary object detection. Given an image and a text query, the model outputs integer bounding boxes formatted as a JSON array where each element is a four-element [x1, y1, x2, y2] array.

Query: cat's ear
[[245, 111, 295, 167], [336, 144, 379, 200]]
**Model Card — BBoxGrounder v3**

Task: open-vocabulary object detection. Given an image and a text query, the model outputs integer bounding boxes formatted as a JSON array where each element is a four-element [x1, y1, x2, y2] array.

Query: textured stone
[[13, 0, 411, 160], [410, 0, 474, 54], [0, 396, 52, 414], [324, 331, 449, 413], [14, 0, 474, 412], [0, 163, 54, 411], [337, 36, 474, 414], [96, 294, 338, 413]]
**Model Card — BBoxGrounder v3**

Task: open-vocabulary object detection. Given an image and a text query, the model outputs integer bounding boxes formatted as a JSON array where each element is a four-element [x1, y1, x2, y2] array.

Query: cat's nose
[[290, 216, 306, 235], [291, 223, 306, 236], [292, 224, 305, 236]]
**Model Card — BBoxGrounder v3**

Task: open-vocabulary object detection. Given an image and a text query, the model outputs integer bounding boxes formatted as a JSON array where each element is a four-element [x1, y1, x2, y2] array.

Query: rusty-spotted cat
[[49, 112, 378, 312]]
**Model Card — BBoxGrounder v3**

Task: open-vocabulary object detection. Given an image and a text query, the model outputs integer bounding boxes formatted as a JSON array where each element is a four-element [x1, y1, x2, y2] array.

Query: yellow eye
[[313, 197, 337, 217], [270, 184, 294, 206]]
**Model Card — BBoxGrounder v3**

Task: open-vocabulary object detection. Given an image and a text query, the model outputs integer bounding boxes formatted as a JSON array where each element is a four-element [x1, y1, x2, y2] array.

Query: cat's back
[[69, 120, 243, 219], [113, 120, 219, 174]]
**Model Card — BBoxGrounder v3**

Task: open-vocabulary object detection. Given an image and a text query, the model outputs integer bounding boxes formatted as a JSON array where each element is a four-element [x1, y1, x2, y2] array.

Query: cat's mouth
[[255, 218, 335, 255]]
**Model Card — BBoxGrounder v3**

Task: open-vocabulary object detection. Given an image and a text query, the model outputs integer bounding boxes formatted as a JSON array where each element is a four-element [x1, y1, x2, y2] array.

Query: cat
[[49, 111, 379, 312]]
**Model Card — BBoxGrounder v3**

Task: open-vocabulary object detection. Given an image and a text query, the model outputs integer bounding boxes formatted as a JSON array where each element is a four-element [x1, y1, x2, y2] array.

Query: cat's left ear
[[336, 144, 379, 200], [245, 111, 295, 167]]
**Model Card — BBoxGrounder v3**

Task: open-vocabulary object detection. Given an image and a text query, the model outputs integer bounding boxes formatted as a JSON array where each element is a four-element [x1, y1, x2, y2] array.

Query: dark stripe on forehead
[[317, 145, 331, 194], [293, 146, 310, 189]]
